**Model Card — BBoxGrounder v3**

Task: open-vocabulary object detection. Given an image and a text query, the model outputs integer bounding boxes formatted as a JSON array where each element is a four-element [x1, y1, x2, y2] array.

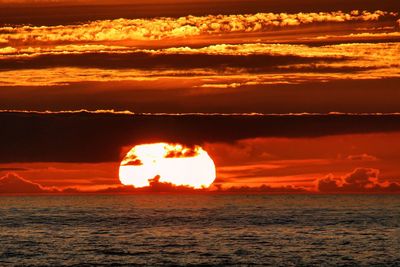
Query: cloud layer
[[0, 42, 399, 87], [1, 10, 395, 44], [2, 111, 400, 163], [1, 169, 399, 194]]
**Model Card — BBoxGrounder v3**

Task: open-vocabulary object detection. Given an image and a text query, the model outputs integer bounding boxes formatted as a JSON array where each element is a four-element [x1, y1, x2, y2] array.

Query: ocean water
[[0, 195, 399, 266]]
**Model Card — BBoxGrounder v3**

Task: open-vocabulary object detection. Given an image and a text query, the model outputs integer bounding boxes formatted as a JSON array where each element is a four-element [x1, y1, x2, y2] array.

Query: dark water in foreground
[[0, 195, 399, 266]]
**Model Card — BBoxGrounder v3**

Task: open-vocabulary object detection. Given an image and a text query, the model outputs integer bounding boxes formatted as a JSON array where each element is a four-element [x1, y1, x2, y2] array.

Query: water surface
[[0, 195, 399, 266]]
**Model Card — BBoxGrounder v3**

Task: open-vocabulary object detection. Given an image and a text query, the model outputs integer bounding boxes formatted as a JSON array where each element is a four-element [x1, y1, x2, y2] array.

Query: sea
[[0, 195, 399, 266]]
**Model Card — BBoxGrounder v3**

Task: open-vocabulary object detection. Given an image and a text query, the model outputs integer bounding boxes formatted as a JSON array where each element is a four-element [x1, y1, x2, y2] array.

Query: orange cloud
[[0, 42, 398, 87], [1, 10, 396, 45]]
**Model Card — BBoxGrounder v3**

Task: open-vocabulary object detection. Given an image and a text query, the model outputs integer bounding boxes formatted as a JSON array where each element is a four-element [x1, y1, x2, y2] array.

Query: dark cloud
[[60, 187, 84, 194], [96, 176, 206, 194], [95, 184, 309, 194], [0, 173, 88, 194], [0, 172, 48, 194], [346, 154, 377, 161], [344, 168, 379, 188], [2, 169, 397, 195], [2, 78, 400, 114], [2, 112, 400, 163], [123, 159, 143, 166], [317, 168, 400, 193], [317, 175, 340, 193], [0, 53, 342, 72], [82, 176, 308, 194], [164, 145, 199, 158], [215, 184, 308, 194], [0, 167, 28, 171]]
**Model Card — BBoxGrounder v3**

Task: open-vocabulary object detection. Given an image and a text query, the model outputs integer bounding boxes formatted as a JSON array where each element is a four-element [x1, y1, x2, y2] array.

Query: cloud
[[164, 144, 201, 158], [1, 10, 396, 45], [2, 0, 400, 27], [0, 172, 49, 194], [1, 170, 397, 195], [1, 77, 400, 116], [0, 49, 336, 72], [122, 158, 143, 166], [0, 167, 28, 171], [0, 67, 214, 87], [2, 112, 400, 163], [93, 177, 308, 194], [0, 42, 399, 87], [346, 154, 377, 161], [317, 168, 400, 193], [120, 143, 201, 168], [1, 64, 399, 88], [344, 168, 379, 188], [96, 176, 206, 193], [214, 184, 307, 194], [60, 187, 85, 194]]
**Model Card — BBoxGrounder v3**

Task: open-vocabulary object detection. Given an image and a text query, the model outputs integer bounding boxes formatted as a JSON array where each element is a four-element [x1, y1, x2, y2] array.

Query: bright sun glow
[[119, 143, 216, 189]]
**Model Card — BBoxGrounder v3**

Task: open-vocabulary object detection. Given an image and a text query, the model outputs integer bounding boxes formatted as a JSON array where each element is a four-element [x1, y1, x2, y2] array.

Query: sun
[[119, 143, 216, 189]]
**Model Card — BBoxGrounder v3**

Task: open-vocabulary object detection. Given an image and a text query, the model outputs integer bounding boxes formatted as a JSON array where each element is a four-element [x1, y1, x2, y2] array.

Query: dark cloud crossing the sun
[[2, 111, 400, 163]]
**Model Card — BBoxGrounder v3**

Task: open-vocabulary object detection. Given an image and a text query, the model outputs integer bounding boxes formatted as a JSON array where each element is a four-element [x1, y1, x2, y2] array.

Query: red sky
[[1, 112, 400, 194], [0, 0, 399, 194]]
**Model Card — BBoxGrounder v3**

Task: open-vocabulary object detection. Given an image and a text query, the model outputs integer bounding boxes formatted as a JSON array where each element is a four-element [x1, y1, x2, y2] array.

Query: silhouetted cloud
[[0, 51, 341, 71], [122, 159, 143, 166], [346, 154, 377, 161], [0, 167, 28, 171], [317, 168, 400, 193], [0, 173, 49, 194], [2, 112, 400, 163], [164, 145, 200, 158], [60, 187, 84, 194], [89, 176, 309, 194], [2, 169, 398, 195], [215, 184, 308, 194], [96, 176, 206, 194]]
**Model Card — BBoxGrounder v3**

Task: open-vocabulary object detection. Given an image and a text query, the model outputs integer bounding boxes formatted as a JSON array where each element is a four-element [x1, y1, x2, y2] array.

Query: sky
[[1, 0, 400, 194]]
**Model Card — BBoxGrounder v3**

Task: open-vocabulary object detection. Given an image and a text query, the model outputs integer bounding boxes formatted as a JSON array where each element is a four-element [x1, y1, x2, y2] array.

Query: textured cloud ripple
[[1, 10, 396, 44]]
